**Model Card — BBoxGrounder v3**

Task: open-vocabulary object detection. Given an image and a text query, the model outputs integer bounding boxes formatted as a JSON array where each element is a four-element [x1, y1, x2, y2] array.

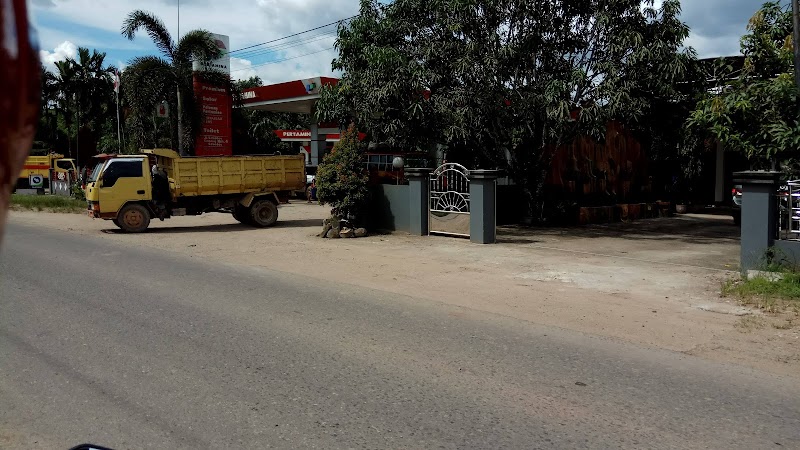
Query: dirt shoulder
[[9, 206, 799, 378]]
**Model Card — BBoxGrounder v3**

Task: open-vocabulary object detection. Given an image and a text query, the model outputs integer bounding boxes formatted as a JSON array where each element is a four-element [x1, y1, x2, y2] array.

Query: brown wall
[[546, 121, 646, 204]]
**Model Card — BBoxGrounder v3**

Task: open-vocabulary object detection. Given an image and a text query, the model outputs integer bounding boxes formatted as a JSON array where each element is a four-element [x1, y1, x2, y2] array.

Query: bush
[[315, 124, 370, 225], [71, 181, 86, 201]]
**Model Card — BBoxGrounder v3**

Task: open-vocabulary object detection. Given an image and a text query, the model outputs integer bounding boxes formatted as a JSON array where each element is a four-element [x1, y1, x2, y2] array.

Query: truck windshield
[[88, 164, 104, 183]]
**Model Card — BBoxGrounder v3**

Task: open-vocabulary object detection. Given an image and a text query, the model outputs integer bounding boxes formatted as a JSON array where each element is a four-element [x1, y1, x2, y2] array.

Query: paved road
[[1, 222, 798, 449]]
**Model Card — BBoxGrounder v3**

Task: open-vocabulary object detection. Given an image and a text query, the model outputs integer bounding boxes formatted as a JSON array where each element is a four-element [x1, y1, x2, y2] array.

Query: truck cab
[[17, 153, 77, 190], [85, 157, 153, 227]]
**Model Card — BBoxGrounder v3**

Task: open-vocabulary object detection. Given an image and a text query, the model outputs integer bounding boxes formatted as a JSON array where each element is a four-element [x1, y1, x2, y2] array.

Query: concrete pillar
[[469, 170, 499, 244], [309, 121, 325, 166], [734, 171, 782, 272], [406, 168, 431, 236]]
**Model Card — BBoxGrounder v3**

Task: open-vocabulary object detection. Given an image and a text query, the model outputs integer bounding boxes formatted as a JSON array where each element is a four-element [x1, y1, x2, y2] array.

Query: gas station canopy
[[240, 77, 339, 114]]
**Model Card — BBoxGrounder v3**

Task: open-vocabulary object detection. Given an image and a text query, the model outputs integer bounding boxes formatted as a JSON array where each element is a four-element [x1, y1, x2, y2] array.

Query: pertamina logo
[[215, 39, 226, 50]]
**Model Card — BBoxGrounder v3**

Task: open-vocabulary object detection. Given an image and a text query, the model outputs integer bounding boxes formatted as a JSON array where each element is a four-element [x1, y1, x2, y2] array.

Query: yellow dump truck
[[17, 153, 77, 190], [85, 149, 306, 232]]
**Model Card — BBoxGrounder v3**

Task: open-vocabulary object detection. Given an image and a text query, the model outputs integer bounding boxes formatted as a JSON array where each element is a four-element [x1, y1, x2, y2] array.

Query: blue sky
[[33, 0, 765, 84]]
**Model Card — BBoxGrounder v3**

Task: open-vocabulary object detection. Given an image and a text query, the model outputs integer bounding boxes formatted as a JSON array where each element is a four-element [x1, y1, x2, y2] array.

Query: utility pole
[[176, 0, 185, 156]]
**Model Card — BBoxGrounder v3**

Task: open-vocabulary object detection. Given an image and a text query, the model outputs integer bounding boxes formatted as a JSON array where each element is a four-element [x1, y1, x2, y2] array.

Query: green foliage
[[315, 125, 370, 223], [36, 48, 117, 165], [723, 269, 800, 313], [121, 10, 226, 155], [71, 181, 86, 201], [687, 1, 800, 168], [724, 272, 800, 300], [10, 194, 86, 214], [317, 0, 693, 218]]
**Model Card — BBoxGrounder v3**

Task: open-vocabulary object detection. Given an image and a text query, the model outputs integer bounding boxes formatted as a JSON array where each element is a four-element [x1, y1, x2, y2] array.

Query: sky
[[33, 0, 766, 85]]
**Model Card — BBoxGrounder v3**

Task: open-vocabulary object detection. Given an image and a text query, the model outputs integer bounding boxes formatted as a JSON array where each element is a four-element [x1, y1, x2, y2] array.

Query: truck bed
[[145, 150, 306, 197]]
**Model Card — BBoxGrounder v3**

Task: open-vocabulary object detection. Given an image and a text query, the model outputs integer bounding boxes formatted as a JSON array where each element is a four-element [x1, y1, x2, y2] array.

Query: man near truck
[[150, 163, 170, 218]]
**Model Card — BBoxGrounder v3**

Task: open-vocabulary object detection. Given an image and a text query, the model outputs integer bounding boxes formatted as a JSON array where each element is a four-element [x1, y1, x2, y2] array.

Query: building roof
[[241, 77, 339, 114]]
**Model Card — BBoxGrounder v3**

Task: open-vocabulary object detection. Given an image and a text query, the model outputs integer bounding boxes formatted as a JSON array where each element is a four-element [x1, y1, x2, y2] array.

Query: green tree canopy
[[36, 48, 117, 164], [121, 10, 227, 155], [317, 0, 694, 216], [688, 1, 799, 168]]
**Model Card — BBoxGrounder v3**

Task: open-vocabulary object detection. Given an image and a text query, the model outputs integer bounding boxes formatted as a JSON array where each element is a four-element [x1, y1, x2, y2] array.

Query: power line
[[230, 47, 334, 73], [232, 32, 337, 60], [227, 15, 357, 55]]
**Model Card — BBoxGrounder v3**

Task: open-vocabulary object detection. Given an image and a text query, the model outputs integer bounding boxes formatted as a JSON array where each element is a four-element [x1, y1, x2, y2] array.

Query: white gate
[[429, 163, 470, 237]]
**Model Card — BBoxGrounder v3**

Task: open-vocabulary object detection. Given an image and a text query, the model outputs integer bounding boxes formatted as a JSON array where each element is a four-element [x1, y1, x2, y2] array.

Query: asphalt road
[[1, 222, 798, 449]]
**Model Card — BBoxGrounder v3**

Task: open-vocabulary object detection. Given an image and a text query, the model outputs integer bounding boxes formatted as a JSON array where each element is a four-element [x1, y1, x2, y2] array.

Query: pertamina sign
[[193, 34, 230, 74], [276, 130, 312, 140], [193, 33, 233, 156]]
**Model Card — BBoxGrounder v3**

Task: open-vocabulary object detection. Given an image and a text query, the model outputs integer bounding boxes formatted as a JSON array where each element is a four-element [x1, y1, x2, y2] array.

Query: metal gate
[[429, 163, 470, 237]]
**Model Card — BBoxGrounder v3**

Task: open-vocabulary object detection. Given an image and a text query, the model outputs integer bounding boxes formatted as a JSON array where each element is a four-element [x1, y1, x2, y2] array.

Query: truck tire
[[112, 218, 123, 229], [249, 199, 278, 228], [117, 203, 151, 233]]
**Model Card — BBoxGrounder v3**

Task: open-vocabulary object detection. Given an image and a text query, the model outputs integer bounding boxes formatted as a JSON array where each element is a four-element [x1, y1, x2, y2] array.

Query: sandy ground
[[8, 204, 800, 378]]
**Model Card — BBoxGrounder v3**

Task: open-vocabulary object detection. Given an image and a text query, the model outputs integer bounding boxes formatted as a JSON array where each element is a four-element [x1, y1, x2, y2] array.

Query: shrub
[[315, 124, 370, 225], [71, 181, 86, 201]]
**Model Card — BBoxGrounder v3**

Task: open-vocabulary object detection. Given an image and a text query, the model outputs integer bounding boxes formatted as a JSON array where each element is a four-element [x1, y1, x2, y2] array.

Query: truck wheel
[[249, 199, 278, 227], [112, 218, 123, 229], [118, 204, 151, 233]]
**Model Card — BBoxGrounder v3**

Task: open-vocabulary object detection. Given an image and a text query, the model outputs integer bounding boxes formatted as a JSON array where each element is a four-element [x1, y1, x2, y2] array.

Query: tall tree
[[317, 0, 693, 218], [35, 63, 63, 153], [688, 1, 799, 170], [121, 10, 225, 154], [71, 47, 116, 162], [52, 59, 78, 156]]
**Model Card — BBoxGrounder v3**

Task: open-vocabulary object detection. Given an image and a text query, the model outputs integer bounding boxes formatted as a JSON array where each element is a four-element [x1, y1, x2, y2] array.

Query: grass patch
[[10, 193, 86, 214], [722, 270, 800, 313]]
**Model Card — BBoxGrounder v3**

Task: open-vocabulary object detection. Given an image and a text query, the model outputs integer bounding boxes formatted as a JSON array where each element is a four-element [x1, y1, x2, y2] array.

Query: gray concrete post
[[405, 168, 431, 236], [309, 121, 325, 166], [733, 171, 782, 272], [469, 170, 499, 244]]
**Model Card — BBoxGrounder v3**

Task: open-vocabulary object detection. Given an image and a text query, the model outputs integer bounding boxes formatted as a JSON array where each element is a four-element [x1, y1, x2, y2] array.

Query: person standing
[[307, 179, 317, 203]]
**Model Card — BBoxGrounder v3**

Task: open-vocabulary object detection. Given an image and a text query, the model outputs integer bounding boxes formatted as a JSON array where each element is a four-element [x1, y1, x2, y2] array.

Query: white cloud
[[32, 0, 357, 84], [31, 0, 757, 85], [230, 57, 257, 81], [39, 40, 78, 68]]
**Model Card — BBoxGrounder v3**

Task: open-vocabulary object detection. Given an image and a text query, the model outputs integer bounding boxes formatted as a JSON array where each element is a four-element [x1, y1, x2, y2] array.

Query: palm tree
[[121, 10, 223, 155], [52, 59, 78, 156], [36, 64, 62, 151], [37, 49, 117, 161], [69, 47, 115, 163]]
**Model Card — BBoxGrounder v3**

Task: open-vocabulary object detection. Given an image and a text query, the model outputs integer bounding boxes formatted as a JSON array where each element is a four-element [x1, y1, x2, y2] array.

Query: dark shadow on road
[[102, 223, 251, 234], [498, 215, 740, 246], [273, 219, 322, 228], [100, 218, 324, 234]]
